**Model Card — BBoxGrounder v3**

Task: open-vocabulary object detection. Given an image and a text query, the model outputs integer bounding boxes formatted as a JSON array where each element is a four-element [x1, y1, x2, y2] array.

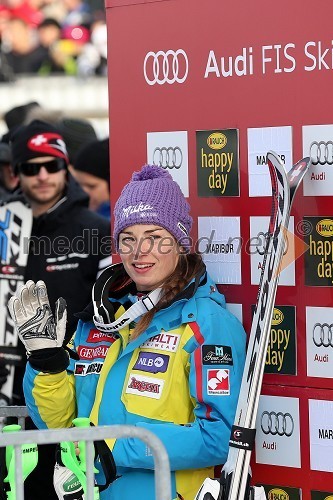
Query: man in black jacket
[[6, 119, 112, 499], [10, 119, 112, 337]]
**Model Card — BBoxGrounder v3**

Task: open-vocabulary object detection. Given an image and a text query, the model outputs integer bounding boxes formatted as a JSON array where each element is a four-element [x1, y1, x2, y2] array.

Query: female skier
[[8, 164, 246, 500]]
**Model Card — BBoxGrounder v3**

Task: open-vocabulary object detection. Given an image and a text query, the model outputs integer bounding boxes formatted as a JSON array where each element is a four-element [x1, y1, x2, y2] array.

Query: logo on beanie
[[28, 133, 68, 159], [177, 222, 188, 235], [122, 202, 154, 218]]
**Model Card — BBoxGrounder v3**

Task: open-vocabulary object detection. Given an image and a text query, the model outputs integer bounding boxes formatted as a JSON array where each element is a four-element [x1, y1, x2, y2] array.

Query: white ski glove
[[54, 462, 84, 500], [8, 280, 67, 354]]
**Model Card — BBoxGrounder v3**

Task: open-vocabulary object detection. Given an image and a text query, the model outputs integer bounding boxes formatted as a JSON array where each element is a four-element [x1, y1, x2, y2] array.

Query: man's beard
[[25, 182, 65, 207]]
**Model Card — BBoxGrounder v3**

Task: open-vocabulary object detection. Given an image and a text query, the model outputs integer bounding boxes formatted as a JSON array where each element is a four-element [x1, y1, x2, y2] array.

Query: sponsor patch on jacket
[[87, 329, 117, 344], [75, 362, 103, 376], [126, 374, 164, 399], [133, 352, 169, 374], [78, 345, 109, 360], [140, 333, 180, 352], [207, 369, 230, 396], [202, 345, 233, 366], [46, 263, 79, 272]]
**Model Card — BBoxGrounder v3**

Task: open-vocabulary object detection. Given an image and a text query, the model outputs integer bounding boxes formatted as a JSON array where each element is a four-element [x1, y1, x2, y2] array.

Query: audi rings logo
[[310, 141, 333, 165], [260, 411, 294, 437], [256, 231, 269, 256], [143, 49, 189, 85], [313, 323, 333, 347], [153, 147, 183, 169]]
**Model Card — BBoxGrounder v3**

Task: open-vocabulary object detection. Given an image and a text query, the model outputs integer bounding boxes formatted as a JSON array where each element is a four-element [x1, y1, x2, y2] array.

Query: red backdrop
[[106, 1, 333, 498]]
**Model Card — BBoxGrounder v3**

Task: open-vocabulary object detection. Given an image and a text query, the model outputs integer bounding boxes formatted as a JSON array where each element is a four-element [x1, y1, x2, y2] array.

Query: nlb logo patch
[[133, 352, 169, 374], [78, 345, 109, 360], [141, 333, 180, 352], [207, 369, 230, 395], [126, 374, 164, 399]]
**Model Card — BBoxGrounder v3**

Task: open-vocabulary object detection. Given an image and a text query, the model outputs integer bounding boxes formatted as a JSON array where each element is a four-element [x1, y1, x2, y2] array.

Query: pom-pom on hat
[[113, 164, 192, 252], [10, 119, 69, 168]]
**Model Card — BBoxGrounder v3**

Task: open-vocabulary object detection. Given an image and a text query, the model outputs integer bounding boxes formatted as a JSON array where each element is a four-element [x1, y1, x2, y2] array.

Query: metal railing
[[0, 407, 172, 500], [0, 405, 29, 429]]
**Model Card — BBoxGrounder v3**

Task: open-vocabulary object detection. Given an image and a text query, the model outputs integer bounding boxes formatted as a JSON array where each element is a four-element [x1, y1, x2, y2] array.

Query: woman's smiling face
[[118, 224, 180, 291]]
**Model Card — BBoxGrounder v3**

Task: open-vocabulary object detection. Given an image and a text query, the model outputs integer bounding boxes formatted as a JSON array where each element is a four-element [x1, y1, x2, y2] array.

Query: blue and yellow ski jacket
[[24, 267, 246, 500]]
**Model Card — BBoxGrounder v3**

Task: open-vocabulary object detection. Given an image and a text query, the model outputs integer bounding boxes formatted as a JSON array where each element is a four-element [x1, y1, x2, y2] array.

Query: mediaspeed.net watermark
[[20, 221, 312, 259]]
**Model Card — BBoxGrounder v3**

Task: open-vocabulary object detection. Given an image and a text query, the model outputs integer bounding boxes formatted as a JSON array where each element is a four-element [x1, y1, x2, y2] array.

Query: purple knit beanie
[[113, 164, 192, 251]]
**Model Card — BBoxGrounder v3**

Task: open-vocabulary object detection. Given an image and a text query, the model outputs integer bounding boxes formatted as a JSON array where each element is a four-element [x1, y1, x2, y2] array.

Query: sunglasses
[[17, 158, 67, 177]]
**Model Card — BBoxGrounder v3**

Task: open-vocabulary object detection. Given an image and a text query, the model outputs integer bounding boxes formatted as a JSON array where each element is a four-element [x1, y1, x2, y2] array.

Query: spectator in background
[[76, 18, 107, 77], [61, 0, 92, 27], [54, 23, 91, 74], [41, 0, 67, 23], [57, 116, 98, 164], [3, 101, 41, 131], [34, 17, 65, 74], [72, 137, 110, 218], [3, 0, 43, 27], [23, 104, 98, 164], [0, 7, 14, 81], [0, 141, 19, 197], [9, 119, 110, 332], [1, 16, 43, 74]]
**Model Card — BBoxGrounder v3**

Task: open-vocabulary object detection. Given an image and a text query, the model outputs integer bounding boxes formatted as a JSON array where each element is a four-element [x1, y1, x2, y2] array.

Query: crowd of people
[[0, 0, 107, 80]]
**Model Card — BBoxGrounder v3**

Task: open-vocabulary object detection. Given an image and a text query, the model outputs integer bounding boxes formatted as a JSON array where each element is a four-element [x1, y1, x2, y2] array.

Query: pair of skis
[[196, 151, 311, 500]]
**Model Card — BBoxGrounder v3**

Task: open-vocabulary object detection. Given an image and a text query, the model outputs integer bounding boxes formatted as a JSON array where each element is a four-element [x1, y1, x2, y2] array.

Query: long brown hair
[[130, 253, 205, 340]]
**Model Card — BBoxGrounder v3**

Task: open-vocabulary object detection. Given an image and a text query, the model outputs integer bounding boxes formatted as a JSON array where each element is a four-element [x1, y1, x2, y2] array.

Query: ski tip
[[287, 156, 312, 184], [266, 151, 287, 174], [266, 152, 312, 185], [267, 150, 283, 164]]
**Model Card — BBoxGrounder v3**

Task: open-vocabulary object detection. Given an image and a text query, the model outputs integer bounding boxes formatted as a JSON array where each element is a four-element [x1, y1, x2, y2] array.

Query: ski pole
[[60, 417, 100, 499], [2, 424, 38, 500]]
